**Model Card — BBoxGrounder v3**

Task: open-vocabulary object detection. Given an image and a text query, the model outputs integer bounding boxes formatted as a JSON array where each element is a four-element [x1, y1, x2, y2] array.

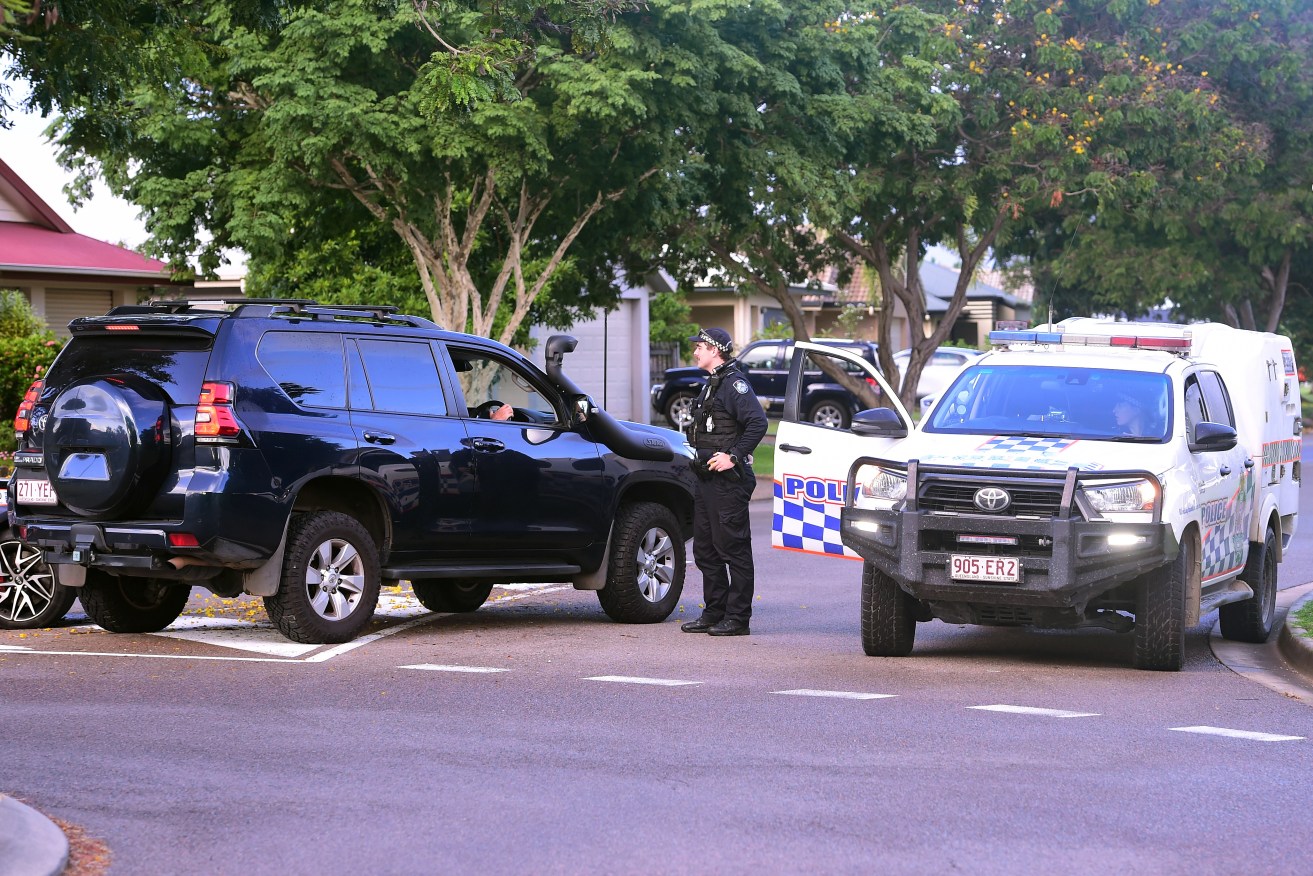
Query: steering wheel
[[474, 399, 508, 419]]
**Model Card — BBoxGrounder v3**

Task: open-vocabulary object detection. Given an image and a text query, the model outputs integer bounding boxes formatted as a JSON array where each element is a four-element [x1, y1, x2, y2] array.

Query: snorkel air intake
[[544, 334, 675, 462]]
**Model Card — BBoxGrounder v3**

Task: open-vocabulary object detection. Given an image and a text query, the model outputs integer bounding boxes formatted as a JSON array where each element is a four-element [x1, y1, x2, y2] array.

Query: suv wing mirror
[[1189, 421, 1238, 453], [851, 407, 908, 438]]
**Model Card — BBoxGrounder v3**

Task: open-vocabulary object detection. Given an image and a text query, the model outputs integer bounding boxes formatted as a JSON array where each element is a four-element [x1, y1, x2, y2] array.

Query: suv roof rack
[[112, 297, 441, 329], [232, 298, 440, 329]]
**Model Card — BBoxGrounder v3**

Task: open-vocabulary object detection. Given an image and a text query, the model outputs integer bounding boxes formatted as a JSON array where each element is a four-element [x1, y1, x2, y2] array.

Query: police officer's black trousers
[[692, 470, 756, 623]]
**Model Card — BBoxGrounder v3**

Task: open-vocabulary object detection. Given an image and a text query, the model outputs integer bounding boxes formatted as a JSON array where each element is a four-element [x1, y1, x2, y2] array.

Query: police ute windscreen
[[924, 365, 1171, 442]]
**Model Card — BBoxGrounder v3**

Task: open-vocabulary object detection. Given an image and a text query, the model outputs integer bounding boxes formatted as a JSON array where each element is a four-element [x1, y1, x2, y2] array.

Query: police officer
[[679, 328, 768, 637]]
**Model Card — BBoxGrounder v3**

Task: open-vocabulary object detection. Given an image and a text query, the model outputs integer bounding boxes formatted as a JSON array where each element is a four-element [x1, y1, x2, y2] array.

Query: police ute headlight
[[1085, 479, 1157, 513], [858, 465, 908, 502]]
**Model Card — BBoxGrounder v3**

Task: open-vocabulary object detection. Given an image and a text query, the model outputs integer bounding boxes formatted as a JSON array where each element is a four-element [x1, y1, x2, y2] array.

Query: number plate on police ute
[[949, 554, 1019, 583]]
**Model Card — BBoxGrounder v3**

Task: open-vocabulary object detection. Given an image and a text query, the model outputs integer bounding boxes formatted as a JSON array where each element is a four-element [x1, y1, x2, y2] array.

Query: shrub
[[0, 335, 63, 431], [0, 290, 46, 339]]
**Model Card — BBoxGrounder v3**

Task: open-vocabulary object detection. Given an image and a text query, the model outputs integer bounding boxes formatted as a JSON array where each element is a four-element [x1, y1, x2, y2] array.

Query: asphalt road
[[5, 446, 1313, 874]]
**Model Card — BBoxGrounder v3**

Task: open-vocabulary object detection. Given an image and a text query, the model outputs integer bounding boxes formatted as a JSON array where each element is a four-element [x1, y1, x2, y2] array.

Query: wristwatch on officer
[[727, 453, 739, 466]]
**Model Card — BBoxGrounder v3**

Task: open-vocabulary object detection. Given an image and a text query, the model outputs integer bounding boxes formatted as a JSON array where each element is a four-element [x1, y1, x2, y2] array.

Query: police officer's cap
[[689, 327, 733, 354]]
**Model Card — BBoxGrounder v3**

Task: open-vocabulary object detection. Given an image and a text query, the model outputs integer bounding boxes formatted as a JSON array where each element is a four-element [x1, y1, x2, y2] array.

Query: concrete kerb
[[1278, 589, 1313, 679], [0, 794, 68, 876]]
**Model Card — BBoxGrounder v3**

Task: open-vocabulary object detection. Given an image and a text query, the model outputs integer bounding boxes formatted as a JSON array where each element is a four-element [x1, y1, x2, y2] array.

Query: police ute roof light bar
[[988, 329, 1192, 353]]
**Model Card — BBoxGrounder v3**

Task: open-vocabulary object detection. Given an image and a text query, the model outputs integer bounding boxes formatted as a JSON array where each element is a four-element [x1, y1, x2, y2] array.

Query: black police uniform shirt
[[691, 361, 767, 464]]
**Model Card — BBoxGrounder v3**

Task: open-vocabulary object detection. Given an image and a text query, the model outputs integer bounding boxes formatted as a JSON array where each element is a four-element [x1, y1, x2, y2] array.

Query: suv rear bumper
[[841, 506, 1177, 614], [20, 488, 286, 577]]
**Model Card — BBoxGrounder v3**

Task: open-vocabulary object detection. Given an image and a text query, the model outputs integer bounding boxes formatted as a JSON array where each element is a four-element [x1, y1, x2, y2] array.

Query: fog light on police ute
[[1107, 532, 1147, 548], [851, 520, 882, 534]]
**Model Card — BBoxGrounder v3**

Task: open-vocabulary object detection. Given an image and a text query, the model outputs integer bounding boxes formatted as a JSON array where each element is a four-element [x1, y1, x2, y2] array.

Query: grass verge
[[1294, 598, 1313, 638]]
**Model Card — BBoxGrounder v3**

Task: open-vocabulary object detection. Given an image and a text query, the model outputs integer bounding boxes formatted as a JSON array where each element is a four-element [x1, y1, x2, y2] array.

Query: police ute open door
[[773, 342, 912, 557]]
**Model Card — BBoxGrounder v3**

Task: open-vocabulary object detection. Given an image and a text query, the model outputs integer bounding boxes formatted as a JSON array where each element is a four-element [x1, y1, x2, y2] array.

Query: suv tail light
[[14, 378, 43, 433], [196, 381, 241, 438]]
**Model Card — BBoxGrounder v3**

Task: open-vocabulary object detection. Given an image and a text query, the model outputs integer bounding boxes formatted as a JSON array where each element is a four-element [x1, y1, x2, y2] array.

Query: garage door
[[45, 289, 114, 336]]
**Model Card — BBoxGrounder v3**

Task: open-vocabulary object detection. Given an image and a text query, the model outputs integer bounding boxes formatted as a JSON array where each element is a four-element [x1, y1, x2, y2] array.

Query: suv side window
[[739, 343, 781, 370], [447, 347, 563, 424], [354, 338, 448, 416], [257, 331, 347, 409], [1197, 370, 1235, 428]]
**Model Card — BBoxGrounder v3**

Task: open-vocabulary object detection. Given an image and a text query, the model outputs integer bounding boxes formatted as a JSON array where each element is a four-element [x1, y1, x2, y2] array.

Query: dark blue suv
[[9, 300, 696, 643], [652, 338, 882, 430]]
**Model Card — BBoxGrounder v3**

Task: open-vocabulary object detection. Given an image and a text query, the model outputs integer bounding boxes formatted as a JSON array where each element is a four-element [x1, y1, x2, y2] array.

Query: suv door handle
[[364, 431, 396, 445], [1220, 465, 1231, 476], [1244, 458, 1255, 469], [779, 443, 812, 454], [470, 437, 504, 452]]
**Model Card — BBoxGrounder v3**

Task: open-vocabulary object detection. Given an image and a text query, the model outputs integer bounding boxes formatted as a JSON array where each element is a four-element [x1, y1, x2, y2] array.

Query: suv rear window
[[49, 335, 213, 405]]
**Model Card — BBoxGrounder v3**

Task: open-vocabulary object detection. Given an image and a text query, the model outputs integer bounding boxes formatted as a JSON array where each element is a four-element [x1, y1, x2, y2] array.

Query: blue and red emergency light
[[987, 329, 1192, 352]]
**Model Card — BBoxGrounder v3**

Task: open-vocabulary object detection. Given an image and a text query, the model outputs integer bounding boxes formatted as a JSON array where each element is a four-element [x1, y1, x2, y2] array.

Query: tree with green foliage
[[647, 290, 696, 350], [825, 0, 1259, 406], [7, 0, 676, 346], [999, 0, 1312, 333]]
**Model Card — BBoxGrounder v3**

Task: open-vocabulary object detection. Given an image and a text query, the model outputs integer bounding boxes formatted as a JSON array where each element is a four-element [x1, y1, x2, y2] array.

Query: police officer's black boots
[[707, 618, 750, 636], [680, 614, 720, 633]]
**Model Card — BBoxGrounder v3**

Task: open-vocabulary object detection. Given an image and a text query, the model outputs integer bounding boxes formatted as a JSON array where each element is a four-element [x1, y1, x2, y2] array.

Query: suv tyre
[[0, 537, 75, 629], [861, 561, 916, 657], [1133, 534, 1190, 671], [597, 501, 683, 623], [265, 511, 381, 644], [1219, 525, 1278, 644], [79, 571, 190, 633], [412, 580, 494, 613]]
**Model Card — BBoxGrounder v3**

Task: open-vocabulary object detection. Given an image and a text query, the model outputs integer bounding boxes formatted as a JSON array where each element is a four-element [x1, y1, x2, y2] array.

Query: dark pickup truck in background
[[651, 338, 882, 430]]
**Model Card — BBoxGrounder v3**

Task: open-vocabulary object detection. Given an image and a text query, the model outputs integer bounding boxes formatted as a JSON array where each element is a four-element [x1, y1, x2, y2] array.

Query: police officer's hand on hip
[[679, 328, 768, 637]]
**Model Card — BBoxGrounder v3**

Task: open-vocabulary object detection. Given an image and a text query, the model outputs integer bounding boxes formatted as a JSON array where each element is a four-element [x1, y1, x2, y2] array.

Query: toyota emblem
[[973, 487, 1011, 512]]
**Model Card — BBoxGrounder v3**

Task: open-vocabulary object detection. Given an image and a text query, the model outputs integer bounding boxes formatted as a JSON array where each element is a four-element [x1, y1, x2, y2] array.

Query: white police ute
[[773, 320, 1301, 670]]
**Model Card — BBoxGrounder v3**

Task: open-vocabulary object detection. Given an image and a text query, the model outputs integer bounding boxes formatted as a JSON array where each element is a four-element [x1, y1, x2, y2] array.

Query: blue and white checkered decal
[[964, 436, 1103, 471], [1200, 469, 1254, 582], [772, 479, 858, 558]]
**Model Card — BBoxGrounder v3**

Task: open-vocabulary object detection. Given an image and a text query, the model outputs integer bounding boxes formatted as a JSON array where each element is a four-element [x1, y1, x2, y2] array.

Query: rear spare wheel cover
[[45, 379, 170, 516]]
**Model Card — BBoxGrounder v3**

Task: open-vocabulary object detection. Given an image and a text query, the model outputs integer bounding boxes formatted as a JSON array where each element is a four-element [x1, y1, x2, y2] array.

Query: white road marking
[[968, 704, 1100, 718], [0, 584, 574, 665], [773, 689, 896, 700], [1169, 726, 1305, 742], [154, 618, 321, 658], [585, 675, 701, 686], [400, 664, 509, 674]]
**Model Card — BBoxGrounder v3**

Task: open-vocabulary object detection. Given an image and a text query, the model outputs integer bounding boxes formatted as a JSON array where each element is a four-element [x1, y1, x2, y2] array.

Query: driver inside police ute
[[1112, 393, 1146, 436], [487, 402, 513, 421]]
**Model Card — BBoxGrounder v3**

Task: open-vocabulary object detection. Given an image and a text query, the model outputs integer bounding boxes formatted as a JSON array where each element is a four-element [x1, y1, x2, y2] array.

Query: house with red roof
[[0, 157, 187, 335]]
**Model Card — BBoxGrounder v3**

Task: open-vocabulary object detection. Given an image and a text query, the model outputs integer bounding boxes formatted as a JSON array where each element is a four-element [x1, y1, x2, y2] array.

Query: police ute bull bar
[[838, 456, 1175, 626]]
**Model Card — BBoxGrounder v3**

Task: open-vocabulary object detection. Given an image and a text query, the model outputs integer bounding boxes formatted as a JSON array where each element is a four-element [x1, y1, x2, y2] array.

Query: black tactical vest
[[690, 362, 744, 452]]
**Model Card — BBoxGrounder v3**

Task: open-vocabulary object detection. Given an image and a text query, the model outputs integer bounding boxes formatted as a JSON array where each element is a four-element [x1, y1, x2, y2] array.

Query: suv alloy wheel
[[596, 501, 684, 623], [0, 536, 74, 629], [265, 511, 382, 644]]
